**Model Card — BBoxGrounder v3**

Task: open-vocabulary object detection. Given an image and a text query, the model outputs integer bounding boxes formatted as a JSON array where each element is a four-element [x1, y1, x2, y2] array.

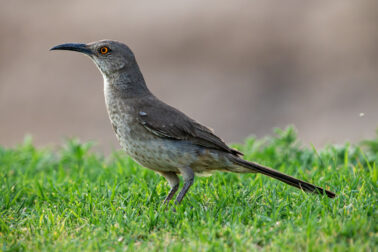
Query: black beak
[[50, 43, 92, 55]]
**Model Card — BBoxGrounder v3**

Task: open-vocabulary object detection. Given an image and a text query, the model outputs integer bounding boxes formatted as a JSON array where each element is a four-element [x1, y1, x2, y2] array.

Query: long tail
[[231, 158, 336, 198]]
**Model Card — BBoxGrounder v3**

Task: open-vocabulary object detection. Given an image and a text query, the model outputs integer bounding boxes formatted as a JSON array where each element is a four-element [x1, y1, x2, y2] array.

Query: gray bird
[[51, 40, 335, 204]]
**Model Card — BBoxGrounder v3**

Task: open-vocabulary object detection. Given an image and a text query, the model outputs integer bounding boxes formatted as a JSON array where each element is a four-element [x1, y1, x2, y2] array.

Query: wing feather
[[137, 97, 243, 156]]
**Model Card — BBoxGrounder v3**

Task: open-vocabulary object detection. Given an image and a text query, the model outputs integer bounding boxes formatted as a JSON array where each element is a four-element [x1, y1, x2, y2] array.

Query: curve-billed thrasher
[[51, 40, 335, 204]]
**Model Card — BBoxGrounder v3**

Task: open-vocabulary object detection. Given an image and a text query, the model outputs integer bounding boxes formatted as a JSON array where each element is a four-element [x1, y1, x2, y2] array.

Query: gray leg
[[175, 167, 195, 204], [158, 171, 180, 204]]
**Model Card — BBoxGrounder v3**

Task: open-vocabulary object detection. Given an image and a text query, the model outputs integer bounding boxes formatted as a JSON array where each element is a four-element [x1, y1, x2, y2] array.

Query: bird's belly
[[108, 110, 232, 174], [111, 120, 176, 171], [119, 130, 232, 174], [121, 136, 197, 172]]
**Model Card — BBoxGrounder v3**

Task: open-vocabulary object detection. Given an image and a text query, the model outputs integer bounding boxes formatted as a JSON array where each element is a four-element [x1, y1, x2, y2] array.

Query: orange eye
[[99, 46, 109, 54]]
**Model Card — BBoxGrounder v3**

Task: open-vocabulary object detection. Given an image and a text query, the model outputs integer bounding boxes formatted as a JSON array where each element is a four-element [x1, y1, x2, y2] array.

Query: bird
[[50, 40, 336, 205]]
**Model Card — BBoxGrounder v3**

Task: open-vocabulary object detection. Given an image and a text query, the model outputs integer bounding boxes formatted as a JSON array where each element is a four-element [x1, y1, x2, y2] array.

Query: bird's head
[[50, 40, 136, 77]]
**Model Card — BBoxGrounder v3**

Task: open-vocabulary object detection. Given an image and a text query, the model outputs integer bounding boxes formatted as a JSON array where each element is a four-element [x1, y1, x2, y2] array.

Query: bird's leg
[[158, 171, 180, 204], [175, 167, 195, 205]]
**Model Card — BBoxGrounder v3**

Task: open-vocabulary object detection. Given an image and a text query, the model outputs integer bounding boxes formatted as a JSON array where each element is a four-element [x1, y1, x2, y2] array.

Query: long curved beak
[[50, 43, 92, 55]]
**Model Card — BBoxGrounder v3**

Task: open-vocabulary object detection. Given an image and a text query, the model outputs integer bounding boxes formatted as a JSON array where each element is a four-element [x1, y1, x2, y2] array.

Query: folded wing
[[137, 96, 243, 156]]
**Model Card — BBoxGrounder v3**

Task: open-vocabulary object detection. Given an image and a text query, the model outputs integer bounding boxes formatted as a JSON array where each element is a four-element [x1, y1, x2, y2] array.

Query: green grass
[[0, 127, 377, 251]]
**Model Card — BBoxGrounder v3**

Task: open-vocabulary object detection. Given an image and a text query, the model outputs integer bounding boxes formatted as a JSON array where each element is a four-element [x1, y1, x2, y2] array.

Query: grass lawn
[[0, 127, 377, 251]]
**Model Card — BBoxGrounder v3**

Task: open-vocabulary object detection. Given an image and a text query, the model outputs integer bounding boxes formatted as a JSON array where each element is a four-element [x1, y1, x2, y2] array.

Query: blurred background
[[0, 0, 377, 153]]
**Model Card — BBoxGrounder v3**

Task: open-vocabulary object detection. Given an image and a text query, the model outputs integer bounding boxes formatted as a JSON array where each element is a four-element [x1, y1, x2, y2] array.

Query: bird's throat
[[102, 67, 151, 100]]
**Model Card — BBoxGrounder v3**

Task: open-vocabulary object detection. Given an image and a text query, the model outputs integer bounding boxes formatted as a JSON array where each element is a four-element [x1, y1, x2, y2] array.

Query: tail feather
[[231, 158, 336, 198]]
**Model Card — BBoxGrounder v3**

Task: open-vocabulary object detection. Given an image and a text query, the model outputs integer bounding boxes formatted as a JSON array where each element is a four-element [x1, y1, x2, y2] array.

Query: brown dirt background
[[0, 0, 377, 153]]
